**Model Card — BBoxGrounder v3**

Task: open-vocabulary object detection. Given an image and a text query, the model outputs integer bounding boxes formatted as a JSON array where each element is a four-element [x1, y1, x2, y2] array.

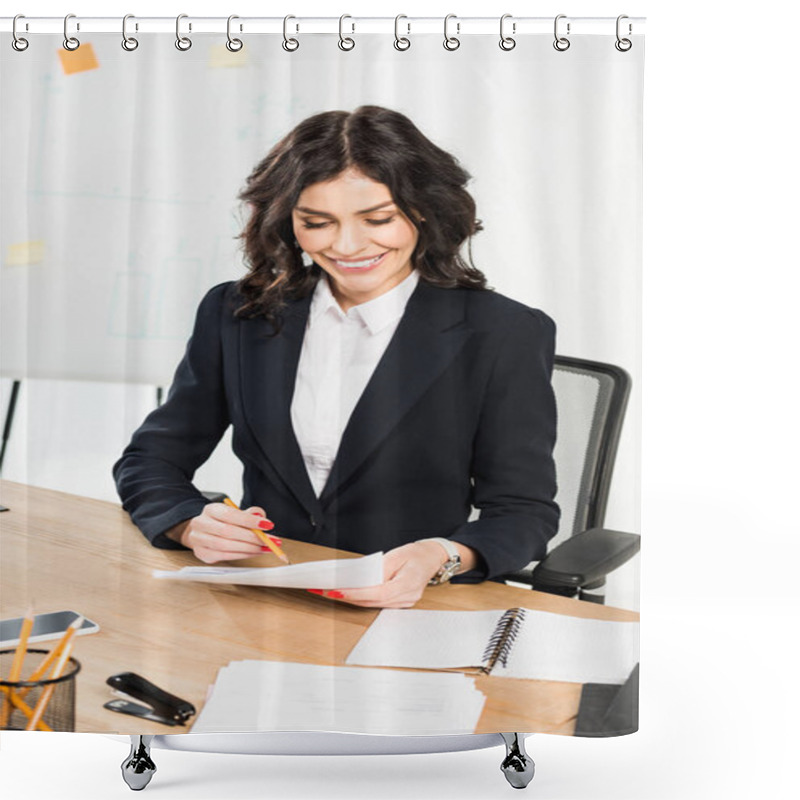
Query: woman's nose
[[331, 224, 368, 255]]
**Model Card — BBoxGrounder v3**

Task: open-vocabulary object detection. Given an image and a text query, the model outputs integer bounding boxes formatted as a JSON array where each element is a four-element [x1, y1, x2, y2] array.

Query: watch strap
[[421, 537, 462, 585]]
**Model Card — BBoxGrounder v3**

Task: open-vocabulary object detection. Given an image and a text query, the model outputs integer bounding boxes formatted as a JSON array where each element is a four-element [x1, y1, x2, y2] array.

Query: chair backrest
[[548, 355, 631, 552]]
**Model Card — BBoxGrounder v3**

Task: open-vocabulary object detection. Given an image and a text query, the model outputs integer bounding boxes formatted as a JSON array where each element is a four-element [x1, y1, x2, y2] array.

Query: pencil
[[4, 616, 83, 730], [17, 615, 84, 702], [0, 605, 34, 727], [223, 497, 290, 564], [25, 638, 74, 731], [1, 688, 53, 731]]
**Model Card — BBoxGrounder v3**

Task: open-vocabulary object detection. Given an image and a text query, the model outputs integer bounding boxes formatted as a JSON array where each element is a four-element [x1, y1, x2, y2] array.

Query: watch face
[[429, 553, 461, 585], [441, 557, 461, 581]]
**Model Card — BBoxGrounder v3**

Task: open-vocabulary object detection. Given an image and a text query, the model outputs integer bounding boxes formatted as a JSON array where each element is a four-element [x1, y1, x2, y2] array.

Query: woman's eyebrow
[[295, 201, 395, 216]]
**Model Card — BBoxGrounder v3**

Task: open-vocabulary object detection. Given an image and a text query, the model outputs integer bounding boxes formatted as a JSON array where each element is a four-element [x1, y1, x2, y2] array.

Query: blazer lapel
[[318, 282, 470, 507], [238, 293, 322, 521]]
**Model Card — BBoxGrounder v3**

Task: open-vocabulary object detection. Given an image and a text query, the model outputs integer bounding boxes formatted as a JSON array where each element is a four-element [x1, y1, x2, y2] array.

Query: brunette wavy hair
[[233, 105, 489, 328]]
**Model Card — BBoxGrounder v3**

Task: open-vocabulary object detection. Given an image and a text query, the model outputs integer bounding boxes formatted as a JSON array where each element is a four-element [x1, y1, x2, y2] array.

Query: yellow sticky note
[[58, 42, 99, 75], [209, 43, 248, 68], [5, 241, 45, 266]]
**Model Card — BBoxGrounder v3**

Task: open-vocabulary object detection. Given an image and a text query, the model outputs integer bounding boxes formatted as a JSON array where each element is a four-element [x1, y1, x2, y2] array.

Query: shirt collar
[[308, 269, 420, 335]]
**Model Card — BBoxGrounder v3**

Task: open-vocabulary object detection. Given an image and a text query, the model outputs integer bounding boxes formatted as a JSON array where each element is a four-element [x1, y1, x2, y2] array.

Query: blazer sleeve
[[449, 307, 560, 582], [112, 282, 231, 549]]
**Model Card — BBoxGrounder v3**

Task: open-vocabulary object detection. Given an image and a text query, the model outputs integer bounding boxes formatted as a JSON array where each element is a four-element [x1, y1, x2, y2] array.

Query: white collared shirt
[[290, 269, 420, 497]]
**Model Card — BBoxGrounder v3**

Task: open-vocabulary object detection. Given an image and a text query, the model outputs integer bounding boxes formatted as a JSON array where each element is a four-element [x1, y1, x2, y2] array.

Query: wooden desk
[[0, 480, 638, 736]]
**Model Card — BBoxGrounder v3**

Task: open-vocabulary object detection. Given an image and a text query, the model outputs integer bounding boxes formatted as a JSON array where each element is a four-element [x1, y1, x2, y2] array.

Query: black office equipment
[[104, 673, 195, 727], [501, 356, 641, 604], [575, 663, 640, 736]]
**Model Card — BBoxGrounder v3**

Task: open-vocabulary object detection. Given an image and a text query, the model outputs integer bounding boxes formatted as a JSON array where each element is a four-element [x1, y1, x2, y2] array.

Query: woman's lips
[[328, 252, 388, 272]]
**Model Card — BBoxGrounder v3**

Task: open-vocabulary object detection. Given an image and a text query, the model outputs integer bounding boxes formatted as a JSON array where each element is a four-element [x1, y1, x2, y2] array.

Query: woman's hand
[[308, 540, 477, 609], [166, 503, 282, 564]]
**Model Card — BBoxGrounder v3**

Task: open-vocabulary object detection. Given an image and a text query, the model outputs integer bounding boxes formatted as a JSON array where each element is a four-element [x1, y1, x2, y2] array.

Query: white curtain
[[1, 25, 642, 736]]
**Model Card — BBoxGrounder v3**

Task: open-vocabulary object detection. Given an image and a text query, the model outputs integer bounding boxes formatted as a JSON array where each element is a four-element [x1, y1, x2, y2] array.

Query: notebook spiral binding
[[480, 607, 527, 674]]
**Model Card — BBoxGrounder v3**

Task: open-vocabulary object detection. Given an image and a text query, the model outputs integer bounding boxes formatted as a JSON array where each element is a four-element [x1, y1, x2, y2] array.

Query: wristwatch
[[422, 538, 462, 586]]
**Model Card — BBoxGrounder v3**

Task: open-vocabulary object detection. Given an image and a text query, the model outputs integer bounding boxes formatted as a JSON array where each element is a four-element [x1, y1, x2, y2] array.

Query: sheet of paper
[[347, 609, 504, 670], [152, 551, 383, 590], [346, 608, 639, 685], [190, 660, 486, 735], [498, 609, 639, 684]]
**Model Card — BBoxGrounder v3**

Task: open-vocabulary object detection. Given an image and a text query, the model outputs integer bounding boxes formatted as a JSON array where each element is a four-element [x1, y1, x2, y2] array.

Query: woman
[[113, 105, 559, 609]]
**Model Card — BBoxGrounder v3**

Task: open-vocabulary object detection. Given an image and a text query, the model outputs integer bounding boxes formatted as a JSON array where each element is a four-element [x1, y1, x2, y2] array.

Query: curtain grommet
[[443, 14, 460, 51], [121, 14, 139, 51], [282, 15, 299, 52], [394, 15, 411, 51], [499, 14, 516, 51], [553, 14, 571, 52], [615, 15, 633, 51], [338, 14, 355, 51], [12, 14, 29, 51], [175, 14, 192, 51], [63, 13, 80, 51], [226, 15, 243, 52]]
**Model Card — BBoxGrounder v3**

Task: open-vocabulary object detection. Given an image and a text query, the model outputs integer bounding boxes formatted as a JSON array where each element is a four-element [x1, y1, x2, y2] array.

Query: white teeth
[[334, 253, 384, 268]]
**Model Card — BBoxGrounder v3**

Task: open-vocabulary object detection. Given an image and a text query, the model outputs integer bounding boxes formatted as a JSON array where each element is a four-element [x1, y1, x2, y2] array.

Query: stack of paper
[[190, 660, 486, 735], [152, 552, 384, 590]]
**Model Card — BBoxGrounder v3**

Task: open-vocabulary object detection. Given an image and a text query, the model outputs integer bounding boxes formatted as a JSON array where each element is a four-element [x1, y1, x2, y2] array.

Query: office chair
[[500, 355, 641, 603], [117, 355, 639, 791]]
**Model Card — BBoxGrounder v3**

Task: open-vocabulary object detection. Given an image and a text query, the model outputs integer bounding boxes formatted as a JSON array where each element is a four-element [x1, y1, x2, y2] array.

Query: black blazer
[[112, 278, 560, 583]]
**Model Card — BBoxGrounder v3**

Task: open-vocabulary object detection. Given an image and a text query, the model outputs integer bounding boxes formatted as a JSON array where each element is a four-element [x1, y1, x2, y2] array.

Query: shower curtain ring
[[175, 14, 192, 51], [553, 14, 571, 52], [443, 14, 460, 51], [226, 15, 243, 52], [63, 13, 80, 51], [615, 15, 633, 52], [121, 15, 139, 51], [394, 15, 411, 51], [499, 14, 516, 51], [282, 15, 299, 51], [12, 15, 29, 51], [338, 15, 355, 51]]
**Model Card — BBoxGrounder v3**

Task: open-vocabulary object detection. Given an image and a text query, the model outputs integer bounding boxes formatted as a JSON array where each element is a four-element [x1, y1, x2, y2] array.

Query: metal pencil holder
[[0, 648, 81, 731]]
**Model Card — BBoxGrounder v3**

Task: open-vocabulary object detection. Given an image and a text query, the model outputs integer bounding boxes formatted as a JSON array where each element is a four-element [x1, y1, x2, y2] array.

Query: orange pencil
[[2, 689, 53, 731], [16, 615, 84, 702], [25, 638, 74, 731], [223, 497, 289, 564], [0, 605, 34, 727], [5, 615, 83, 731]]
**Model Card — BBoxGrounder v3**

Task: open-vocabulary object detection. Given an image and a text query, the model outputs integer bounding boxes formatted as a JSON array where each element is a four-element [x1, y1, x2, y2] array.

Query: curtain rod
[[1, 16, 646, 36]]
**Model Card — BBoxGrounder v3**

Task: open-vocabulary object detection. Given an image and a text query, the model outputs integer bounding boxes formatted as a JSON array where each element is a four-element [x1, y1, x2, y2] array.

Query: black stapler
[[104, 671, 196, 727]]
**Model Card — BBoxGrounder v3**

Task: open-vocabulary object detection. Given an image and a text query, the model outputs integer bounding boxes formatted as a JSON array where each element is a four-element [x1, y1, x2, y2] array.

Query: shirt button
[[310, 515, 317, 527]]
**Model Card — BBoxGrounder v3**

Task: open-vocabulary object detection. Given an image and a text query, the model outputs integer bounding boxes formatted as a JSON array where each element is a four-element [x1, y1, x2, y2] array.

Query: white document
[[346, 608, 640, 685], [152, 551, 384, 590], [190, 660, 486, 735]]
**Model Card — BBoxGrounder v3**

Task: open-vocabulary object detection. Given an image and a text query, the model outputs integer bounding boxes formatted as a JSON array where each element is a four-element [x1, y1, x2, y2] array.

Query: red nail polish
[[307, 589, 324, 595], [260, 546, 271, 552], [327, 591, 345, 599], [258, 519, 275, 531], [251, 511, 265, 517]]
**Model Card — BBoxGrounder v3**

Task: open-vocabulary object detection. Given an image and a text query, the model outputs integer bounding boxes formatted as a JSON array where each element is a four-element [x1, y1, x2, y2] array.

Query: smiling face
[[292, 168, 421, 312]]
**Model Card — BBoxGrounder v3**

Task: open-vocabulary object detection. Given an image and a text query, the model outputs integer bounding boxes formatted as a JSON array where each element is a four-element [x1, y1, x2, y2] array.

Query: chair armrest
[[532, 528, 640, 589]]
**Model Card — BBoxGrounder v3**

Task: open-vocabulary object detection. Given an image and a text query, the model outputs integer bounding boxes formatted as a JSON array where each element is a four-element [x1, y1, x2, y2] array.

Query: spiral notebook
[[346, 607, 639, 685]]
